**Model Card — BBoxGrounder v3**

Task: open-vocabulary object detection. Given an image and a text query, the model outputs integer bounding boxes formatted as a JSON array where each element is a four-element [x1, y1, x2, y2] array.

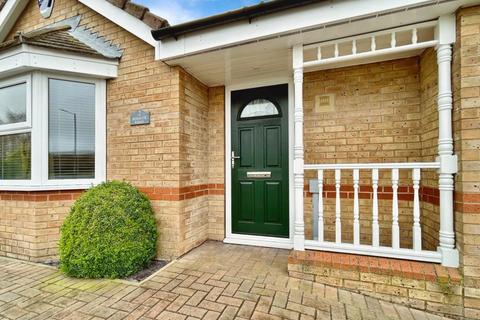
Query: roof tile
[[0, 25, 119, 59], [0, 0, 169, 30], [106, 0, 169, 29]]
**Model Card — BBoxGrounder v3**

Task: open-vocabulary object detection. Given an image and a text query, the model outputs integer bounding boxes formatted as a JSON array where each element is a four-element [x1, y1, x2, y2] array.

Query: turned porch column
[[436, 15, 459, 267], [293, 44, 305, 251]]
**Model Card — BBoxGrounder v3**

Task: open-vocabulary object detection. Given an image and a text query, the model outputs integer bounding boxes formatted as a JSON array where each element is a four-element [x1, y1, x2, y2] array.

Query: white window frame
[[0, 72, 106, 190], [0, 74, 32, 132]]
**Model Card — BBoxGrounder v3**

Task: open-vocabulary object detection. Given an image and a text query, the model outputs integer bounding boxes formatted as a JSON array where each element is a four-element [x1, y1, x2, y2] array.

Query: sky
[[135, 0, 263, 25]]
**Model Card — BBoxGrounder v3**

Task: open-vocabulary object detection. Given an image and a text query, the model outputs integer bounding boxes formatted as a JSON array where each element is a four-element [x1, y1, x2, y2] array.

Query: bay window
[[0, 72, 106, 190]]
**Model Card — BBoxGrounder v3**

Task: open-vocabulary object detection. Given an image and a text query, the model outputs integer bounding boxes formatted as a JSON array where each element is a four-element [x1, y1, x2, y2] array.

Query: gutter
[[151, 0, 326, 41]]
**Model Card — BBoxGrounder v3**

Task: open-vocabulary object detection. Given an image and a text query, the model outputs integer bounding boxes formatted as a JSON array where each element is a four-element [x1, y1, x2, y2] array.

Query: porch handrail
[[304, 161, 446, 265], [304, 162, 440, 170]]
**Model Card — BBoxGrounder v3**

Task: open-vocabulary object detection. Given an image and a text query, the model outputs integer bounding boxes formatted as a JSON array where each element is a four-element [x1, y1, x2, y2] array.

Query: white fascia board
[[0, 0, 155, 47], [157, 0, 463, 60], [0, 0, 29, 42], [78, 0, 156, 47], [0, 45, 118, 79]]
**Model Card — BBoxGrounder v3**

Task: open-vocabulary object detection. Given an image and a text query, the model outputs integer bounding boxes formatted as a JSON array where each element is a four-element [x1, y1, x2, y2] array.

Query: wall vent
[[315, 94, 335, 113]]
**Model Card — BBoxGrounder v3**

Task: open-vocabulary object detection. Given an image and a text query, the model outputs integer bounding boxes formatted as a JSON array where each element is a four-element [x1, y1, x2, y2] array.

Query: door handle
[[231, 151, 240, 169]]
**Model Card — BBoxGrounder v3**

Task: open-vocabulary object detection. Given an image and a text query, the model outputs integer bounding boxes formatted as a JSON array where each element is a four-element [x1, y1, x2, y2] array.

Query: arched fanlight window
[[239, 98, 280, 119]]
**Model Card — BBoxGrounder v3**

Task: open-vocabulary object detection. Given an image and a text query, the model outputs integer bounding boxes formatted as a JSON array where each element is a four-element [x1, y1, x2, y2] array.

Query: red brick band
[[304, 184, 438, 204], [0, 184, 478, 213], [289, 250, 461, 283], [0, 190, 83, 202], [0, 184, 226, 202], [139, 184, 225, 201]]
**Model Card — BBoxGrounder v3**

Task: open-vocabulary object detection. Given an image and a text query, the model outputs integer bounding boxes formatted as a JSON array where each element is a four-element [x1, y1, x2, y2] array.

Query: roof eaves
[[152, 0, 326, 41]]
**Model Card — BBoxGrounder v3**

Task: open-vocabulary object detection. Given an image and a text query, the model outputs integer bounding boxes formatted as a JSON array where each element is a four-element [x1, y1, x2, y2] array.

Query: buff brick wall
[[453, 6, 480, 319], [303, 58, 426, 248], [419, 48, 441, 251], [0, 0, 208, 261], [207, 87, 226, 241], [177, 69, 209, 254], [0, 192, 80, 262]]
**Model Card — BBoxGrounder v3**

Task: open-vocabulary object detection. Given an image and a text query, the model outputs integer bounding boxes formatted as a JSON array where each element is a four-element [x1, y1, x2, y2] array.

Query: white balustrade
[[412, 28, 418, 44], [391, 169, 400, 250], [304, 162, 444, 263], [304, 21, 437, 69], [294, 17, 459, 267], [317, 170, 324, 242], [335, 169, 342, 244], [372, 169, 380, 247], [413, 169, 422, 251], [353, 169, 360, 246]]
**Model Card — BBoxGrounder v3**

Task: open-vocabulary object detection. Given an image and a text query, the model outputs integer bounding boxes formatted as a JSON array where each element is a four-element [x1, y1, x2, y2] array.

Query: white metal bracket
[[436, 154, 458, 174]]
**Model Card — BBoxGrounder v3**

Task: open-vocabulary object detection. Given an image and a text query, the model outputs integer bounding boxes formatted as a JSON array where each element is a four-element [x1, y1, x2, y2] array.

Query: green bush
[[59, 181, 157, 279]]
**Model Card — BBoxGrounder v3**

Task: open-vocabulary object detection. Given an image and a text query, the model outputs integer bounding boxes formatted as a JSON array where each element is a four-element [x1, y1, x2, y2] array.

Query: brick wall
[[0, 191, 80, 261], [453, 6, 480, 319], [304, 57, 422, 165], [419, 48, 441, 251], [303, 58, 429, 248], [207, 87, 226, 241], [178, 69, 210, 254], [0, 0, 219, 262]]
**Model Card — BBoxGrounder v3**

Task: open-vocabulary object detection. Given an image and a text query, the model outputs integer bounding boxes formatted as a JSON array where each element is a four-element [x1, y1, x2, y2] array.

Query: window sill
[[0, 182, 102, 192]]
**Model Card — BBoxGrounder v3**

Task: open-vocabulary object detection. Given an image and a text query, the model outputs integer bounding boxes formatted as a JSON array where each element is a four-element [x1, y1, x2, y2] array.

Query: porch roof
[[157, 0, 478, 87]]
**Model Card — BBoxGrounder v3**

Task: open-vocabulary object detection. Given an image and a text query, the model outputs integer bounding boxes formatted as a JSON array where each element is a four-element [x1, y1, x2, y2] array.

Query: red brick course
[[289, 250, 461, 284], [0, 190, 83, 202]]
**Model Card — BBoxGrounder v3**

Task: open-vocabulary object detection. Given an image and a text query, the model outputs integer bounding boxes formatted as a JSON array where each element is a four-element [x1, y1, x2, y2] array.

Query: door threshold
[[224, 234, 293, 249]]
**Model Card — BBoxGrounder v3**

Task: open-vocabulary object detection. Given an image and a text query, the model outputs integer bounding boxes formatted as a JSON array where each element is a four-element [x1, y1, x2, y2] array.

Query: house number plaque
[[130, 110, 151, 126]]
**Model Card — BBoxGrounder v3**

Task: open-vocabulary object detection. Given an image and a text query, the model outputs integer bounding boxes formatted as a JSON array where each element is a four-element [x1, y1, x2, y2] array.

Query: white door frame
[[224, 77, 295, 249]]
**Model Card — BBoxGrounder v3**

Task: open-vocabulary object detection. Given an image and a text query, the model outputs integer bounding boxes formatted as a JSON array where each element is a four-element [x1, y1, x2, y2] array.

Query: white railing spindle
[[352, 39, 357, 55], [372, 169, 379, 247], [392, 169, 400, 249], [371, 36, 376, 51], [317, 170, 324, 242], [413, 169, 422, 251], [353, 169, 360, 246], [317, 47, 322, 61], [334, 43, 339, 58], [335, 169, 342, 244], [303, 162, 449, 265], [412, 28, 418, 44], [391, 32, 396, 48]]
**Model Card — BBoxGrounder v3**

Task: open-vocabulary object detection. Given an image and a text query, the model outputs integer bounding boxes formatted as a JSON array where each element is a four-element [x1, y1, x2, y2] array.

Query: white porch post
[[293, 44, 305, 251], [436, 15, 459, 267]]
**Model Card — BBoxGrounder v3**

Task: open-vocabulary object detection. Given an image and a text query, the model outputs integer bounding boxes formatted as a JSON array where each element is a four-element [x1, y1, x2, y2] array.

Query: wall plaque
[[130, 110, 150, 126]]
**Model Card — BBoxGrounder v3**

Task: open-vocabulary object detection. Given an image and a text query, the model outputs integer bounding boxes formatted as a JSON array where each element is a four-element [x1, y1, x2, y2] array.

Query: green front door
[[231, 84, 289, 238]]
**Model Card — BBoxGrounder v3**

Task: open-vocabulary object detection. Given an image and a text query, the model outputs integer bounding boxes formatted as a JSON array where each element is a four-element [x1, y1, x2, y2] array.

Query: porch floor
[[0, 241, 455, 320]]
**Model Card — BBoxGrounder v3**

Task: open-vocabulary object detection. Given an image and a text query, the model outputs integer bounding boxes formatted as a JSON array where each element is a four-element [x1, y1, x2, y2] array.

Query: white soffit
[[163, 0, 478, 86]]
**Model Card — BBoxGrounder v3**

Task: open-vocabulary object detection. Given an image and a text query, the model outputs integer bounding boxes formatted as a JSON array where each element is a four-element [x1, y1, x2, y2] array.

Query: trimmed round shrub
[[59, 181, 157, 279]]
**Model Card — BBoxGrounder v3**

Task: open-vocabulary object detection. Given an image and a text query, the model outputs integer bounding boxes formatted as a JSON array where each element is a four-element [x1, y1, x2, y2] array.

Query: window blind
[[48, 79, 95, 180]]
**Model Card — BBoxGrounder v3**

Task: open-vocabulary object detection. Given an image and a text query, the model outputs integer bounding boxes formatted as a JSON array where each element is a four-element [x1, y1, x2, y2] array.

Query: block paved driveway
[[0, 241, 452, 320]]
